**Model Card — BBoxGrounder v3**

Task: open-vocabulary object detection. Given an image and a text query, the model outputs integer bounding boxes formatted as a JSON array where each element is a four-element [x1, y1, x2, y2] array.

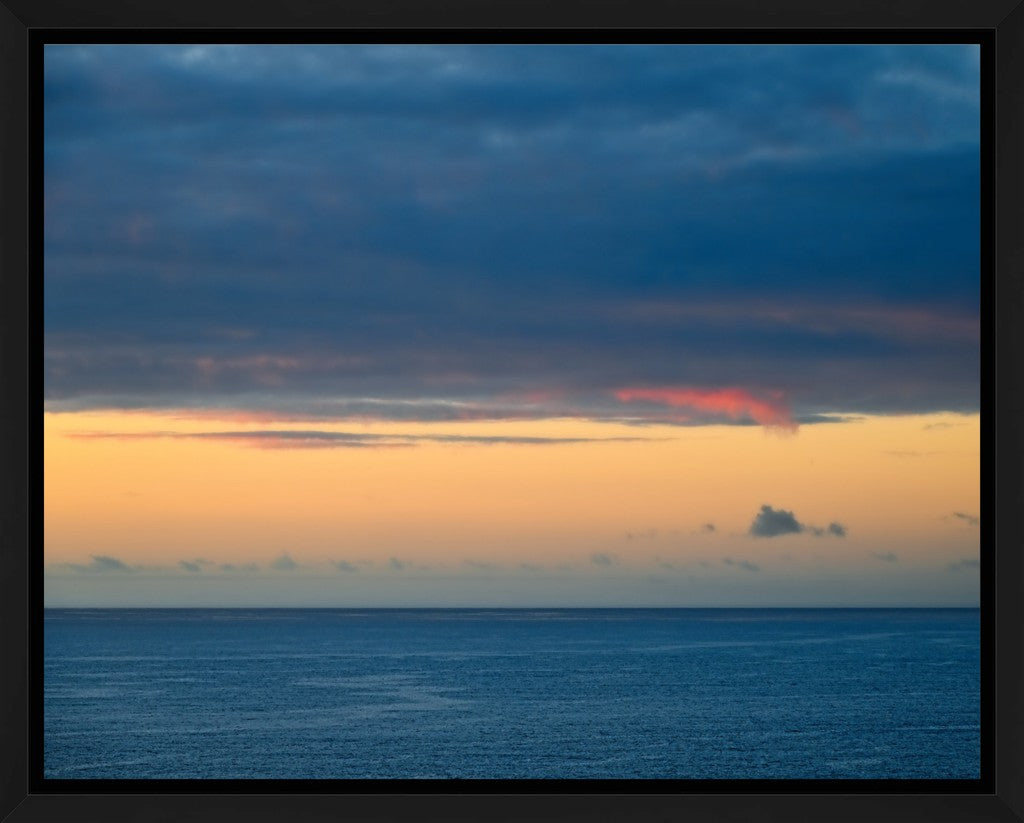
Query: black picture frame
[[3, 2, 1022, 821]]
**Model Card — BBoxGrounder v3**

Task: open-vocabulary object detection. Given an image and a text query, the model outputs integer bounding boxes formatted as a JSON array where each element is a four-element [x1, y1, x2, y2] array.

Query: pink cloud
[[614, 386, 797, 431]]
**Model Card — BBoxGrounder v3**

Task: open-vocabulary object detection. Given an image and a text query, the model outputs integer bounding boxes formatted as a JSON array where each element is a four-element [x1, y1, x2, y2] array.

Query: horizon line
[[42, 604, 981, 610]]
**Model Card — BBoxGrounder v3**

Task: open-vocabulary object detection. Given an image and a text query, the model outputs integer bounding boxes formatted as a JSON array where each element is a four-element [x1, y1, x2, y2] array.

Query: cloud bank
[[44, 44, 980, 426]]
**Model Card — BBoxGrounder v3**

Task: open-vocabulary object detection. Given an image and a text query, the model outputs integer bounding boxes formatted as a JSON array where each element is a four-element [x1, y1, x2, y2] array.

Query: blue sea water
[[43, 608, 980, 780]]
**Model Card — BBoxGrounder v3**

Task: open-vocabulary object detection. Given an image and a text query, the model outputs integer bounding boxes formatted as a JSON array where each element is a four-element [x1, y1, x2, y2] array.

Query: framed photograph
[[2, 2, 1022, 822]]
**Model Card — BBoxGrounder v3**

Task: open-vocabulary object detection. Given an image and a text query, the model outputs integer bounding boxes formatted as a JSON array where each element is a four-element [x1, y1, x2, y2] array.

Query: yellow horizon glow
[[44, 410, 980, 575]]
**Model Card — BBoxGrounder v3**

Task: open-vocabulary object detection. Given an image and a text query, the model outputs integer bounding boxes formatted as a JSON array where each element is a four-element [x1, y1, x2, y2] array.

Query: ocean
[[43, 608, 980, 780]]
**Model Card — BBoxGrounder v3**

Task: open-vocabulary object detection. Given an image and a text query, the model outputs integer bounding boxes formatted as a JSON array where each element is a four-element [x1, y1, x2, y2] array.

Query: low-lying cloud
[[270, 554, 298, 571], [67, 555, 134, 573], [810, 522, 848, 537], [220, 563, 259, 572], [750, 505, 847, 539], [749, 505, 804, 537], [723, 557, 761, 572]]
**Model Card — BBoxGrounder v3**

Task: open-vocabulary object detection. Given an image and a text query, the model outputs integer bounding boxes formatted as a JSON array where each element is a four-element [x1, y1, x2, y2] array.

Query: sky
[[43, 43, 981, 607]]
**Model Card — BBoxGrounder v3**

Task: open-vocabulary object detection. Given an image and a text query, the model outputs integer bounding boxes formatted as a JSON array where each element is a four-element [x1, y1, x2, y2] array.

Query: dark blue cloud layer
[[45, 44, 980, 421]]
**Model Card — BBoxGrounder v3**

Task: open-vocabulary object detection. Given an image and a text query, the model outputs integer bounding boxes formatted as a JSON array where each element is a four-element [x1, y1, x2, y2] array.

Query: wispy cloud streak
[[952, 512, 979, 526], [67, 428, 659, 449]]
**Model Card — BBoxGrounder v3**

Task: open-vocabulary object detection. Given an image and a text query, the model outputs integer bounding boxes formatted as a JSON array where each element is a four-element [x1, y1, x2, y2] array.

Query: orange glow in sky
[[44, 410, 980, 606]]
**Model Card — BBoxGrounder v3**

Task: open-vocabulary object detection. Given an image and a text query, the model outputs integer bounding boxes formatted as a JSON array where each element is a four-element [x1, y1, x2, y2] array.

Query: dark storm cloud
[[45, 45, 980, 421], [749, 505, 804, 538]]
